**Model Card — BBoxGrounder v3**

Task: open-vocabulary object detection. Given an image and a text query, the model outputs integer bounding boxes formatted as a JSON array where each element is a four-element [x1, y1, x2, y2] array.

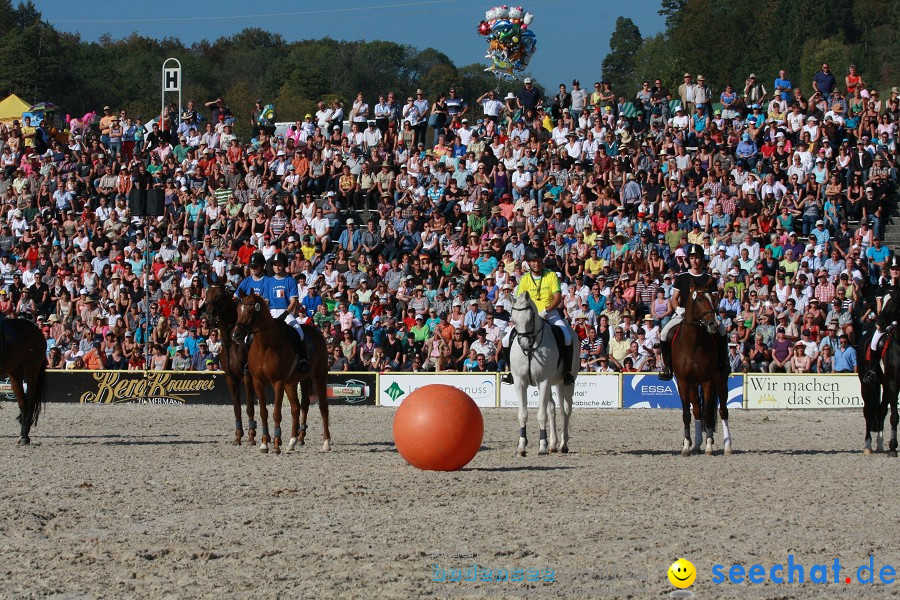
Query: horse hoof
[[887, 450, 898, 458], [260, 443, 268, 453], [864, 448, 874, 455], [516, 449, 527, 457], [322, 441, 332, 452], [681, 449, 691, 457], [17, 437, 30, 446], [560, 445, 569, 454], [287, 438, 297, 452], [724, 446, 733, 456], [705, 448, 715, 456], [273, 447, 281, 455]]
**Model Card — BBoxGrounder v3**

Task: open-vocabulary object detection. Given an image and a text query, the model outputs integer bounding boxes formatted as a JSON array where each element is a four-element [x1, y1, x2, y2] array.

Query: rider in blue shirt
[[236, 252, 270, 299]]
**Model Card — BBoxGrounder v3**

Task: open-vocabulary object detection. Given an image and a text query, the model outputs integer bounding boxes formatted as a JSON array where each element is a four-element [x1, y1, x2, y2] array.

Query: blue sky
[[34, 0, 665, 89]]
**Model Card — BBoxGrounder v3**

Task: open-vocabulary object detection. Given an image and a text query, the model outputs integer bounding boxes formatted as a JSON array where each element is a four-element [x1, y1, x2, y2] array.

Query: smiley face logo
[[668, 558, 696, 588]]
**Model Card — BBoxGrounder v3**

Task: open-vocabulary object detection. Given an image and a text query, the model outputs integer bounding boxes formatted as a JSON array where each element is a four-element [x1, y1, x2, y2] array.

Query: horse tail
[[30, 358, 48, 428]]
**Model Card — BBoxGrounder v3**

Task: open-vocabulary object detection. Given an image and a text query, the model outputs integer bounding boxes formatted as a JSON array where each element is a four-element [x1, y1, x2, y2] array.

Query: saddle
[[511, 321, 564, 369], [279, 322, 309, 372], [866, 328, 892, 364]]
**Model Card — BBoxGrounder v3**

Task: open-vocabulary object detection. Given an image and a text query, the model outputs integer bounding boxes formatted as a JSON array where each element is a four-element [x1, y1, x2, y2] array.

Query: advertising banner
[[745, 374, 862, 409], [498, 373, 619, 408], [622, 374, 744, 409], [379, 373, 497, 407], [326, 372, 376, 406], [47, 370, 229, 405]]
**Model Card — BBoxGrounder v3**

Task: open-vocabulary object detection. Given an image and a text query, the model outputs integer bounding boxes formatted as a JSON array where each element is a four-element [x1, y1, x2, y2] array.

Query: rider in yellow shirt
[[500, 246, 575, 386]]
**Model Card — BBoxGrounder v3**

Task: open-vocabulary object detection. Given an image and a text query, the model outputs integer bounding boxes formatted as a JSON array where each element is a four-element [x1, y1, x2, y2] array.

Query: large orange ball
[[393, 384, 484, 471]]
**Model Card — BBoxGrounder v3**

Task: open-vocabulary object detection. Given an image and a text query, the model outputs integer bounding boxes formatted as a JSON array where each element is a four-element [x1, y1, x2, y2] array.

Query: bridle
[[233, 297, 272, 342], [512, 299, 545, 387], [687, 289, 718, 334]]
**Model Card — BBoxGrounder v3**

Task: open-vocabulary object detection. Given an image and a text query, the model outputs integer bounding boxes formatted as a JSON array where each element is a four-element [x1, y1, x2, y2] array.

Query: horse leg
[[691, 389, 703, 455], [298, 382, 310, 446], [244, 373, 257, 446], [546, 386, 559, 453], [225, 373, 243, 445], [718, 376, 733, 455], [11, 372, 30, 446], [515, 379, 529, 457], [537, 381, 551, 455], [862, 382, 877, 455], [254, 379, 269, 453], [315, 368, 331, 452], [889, 393, 899, 457], [702, 381, 717, 456], [883, 381, 899, 456], [680, 389, 692, 457], [286, 383, 300, 452], [558, 384, 572, 454], [271, 382, 284, 454]]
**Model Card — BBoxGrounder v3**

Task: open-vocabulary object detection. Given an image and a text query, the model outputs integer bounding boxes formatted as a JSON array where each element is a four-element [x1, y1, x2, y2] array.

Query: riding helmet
[[889, 254, 900, 269], [687, 243, 705, 258], [523, 246, 543, 262], [270, 252, 288, 266], [248, 252, 266, 269]]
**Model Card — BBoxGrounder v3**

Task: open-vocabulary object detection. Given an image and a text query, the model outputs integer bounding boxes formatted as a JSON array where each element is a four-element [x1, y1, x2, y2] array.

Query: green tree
[[602, 17, 643, 96]]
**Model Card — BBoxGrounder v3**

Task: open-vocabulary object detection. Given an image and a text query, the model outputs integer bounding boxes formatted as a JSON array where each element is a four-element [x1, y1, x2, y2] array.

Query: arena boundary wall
[[31, 370, 864, 409]]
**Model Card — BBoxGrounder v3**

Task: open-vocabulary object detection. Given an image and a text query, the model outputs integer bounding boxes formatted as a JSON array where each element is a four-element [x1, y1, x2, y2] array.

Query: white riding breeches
[[545, 310, 573, 346], [660, 306, 725, 341], [270, 309, 305, 340], [502, 310, 572, 347], [871, 329, 883, 351], [660, 307, 685, 342]]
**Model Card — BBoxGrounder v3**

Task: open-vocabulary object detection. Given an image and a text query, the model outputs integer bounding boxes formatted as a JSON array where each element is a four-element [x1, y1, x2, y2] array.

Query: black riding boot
[[718, 334, 731, 375], [658, 339, 673, 381], [500, 345, 513, 384], [562, 343, 575, 386]]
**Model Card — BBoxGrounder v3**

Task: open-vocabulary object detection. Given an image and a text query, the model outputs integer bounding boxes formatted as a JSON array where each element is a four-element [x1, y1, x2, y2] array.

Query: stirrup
[[563, 372, 575, 386], [501, 372, 514, 384], [658, 368, 673, 381], [862, 370, 878, 385]]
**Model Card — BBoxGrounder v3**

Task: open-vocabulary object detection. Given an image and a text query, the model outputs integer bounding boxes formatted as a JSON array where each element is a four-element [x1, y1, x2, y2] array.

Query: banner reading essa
[[746, 374, 862, 409], [499, 373, 619, 408], [380, 373, 497, 407]]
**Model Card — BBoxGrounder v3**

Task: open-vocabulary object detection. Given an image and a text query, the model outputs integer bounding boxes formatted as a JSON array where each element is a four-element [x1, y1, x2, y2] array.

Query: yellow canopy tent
[[0, 93, 31, 124]]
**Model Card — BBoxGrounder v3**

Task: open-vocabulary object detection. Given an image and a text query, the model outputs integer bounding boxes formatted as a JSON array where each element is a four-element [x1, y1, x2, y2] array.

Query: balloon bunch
[[477, 5, 536, 80]]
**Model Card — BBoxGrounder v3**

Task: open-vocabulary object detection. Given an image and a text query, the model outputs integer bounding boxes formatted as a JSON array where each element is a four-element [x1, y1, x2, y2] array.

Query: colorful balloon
[[479, 5, 537, 80]]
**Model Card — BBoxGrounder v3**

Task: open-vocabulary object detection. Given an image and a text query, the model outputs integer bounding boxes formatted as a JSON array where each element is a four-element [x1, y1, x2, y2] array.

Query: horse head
[[686, 286, 719, 335], [233, 292, 266, 343], [204, 284, 237, 330], [511, 290, 539, 335]]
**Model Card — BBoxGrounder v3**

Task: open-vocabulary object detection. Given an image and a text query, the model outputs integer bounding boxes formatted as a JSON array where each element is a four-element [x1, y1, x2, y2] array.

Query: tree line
[[602, 0, 898, 99], [0, 1, 523, 139]]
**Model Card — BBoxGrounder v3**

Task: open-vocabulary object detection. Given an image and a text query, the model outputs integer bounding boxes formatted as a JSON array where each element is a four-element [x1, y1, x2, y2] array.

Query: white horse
[[509, 291, 578, 456]]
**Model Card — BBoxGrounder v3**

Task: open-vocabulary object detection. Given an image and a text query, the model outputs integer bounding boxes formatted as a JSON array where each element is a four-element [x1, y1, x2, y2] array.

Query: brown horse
[[233, 292, 331, 454], [1, 319, 48, 445], [671, 287, 732, 456], [203, 285, 257, 445]]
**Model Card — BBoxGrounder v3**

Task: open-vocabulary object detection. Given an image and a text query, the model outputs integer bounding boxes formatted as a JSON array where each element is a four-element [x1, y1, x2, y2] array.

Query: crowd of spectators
[[0, 64, 897, 374]]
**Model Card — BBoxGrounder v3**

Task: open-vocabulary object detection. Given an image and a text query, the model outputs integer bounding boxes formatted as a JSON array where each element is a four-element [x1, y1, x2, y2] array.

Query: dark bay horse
[[233, 292, 331, 454], [857, 328, 899, 456], [1, 319, 48, 445], [671, 287, 732, 456], [203, 285, 257, 445]]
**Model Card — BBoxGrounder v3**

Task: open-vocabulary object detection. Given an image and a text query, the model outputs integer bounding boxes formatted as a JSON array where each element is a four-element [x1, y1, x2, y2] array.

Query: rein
[[513, 302, 545, 387]]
